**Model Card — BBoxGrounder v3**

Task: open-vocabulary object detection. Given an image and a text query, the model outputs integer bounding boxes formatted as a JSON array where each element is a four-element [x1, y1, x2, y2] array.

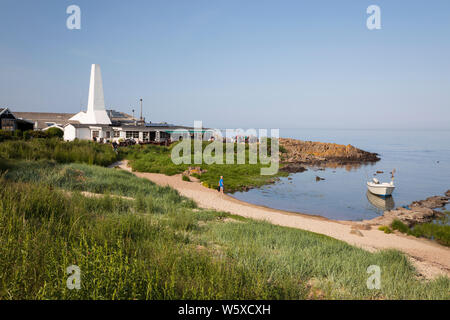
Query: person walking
[[218, 176, 224, 194]]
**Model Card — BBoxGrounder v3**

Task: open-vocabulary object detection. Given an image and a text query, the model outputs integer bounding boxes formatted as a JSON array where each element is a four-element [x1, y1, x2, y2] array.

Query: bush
[[391, 220, 410, 234], [0, 130, 19, 142], [45, 127, 64, 138], [182, 175, 191, 182], [378, 226, 392, 234]]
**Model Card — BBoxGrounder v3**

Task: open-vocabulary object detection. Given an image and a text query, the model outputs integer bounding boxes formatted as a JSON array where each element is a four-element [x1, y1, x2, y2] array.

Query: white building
[[63, 64, 194, 143]]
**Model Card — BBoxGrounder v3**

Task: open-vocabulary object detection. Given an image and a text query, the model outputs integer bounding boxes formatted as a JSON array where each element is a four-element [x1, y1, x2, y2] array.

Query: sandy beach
[[115, 161, 450, 279]]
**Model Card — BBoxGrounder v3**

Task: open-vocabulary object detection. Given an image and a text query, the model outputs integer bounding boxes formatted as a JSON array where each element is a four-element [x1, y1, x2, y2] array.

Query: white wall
[[78, 128, 91, 140], [63, 125, 76, 141]]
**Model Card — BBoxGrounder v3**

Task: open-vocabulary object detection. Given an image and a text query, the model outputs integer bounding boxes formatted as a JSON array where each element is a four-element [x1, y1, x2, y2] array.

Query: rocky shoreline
[[279, 138, 380, 167], [361, 191, 450, 228]]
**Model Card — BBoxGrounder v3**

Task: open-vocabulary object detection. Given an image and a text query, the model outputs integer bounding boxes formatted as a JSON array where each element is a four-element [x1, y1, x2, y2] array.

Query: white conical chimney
[[87, 64, 106, 113], [69, 64, 112, 125]]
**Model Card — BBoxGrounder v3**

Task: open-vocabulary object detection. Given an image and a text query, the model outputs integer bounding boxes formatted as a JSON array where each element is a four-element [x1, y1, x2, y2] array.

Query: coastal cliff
[[279, 138, 380, 165]]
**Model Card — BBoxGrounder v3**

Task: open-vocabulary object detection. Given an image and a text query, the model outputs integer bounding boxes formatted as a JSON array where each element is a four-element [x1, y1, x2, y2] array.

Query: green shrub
[[45, 127, 64, 138], [191, 173, 201, 179], [378, 226, 392, 234], [409, 217, 450, 247], [391, 220, 410, 234], [182, 175, 191, 182]]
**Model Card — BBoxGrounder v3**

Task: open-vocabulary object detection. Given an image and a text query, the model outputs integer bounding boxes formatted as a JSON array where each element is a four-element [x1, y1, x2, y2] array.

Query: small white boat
[[367, 177, 395, 197]]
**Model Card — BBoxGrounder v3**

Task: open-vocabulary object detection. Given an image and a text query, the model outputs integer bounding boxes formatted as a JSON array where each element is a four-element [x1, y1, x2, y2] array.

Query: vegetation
[[44, 127, 64, 138], [182, 175, 191, 182], [378, 226, 392, 234], [123, 141, 287, 192], [1, 139, 449, 299], [0, 160, 449, 299], [390, 215, 450, 247], [0, 129, 63, 142], [0, 138, 118, 166]]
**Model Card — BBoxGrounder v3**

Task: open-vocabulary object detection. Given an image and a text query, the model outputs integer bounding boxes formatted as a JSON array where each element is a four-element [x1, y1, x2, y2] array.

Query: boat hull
[[367, 182, 395, 197]]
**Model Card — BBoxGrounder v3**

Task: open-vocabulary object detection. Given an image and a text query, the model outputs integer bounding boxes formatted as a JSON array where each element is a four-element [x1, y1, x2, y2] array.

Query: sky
[[1, 0, 449, 130]]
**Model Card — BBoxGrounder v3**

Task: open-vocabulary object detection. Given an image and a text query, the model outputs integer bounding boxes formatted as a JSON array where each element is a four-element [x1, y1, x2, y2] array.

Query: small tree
[[46, 127, 64, 138]]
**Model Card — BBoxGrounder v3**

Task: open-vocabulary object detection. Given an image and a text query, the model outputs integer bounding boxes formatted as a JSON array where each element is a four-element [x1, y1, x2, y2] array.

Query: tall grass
[[0, 138, 118, 166], [391, 216, 450, 247], [1, 161, 449, 299]]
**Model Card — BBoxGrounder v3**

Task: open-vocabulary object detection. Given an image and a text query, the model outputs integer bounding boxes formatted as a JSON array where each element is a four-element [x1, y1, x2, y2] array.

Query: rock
[[410, 196, 448, 209], [350, 229, 364, 236], [280, 163, 308, 173], [352, 223, 371, 230], [365, 189, 449, 228], [315, 176, 325, 181], [376, 170, 384, 174], [446, 190, 450, 198]]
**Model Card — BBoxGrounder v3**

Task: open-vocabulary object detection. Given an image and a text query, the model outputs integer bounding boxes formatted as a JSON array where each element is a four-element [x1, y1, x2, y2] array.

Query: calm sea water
[[230, 129, 450, 221]]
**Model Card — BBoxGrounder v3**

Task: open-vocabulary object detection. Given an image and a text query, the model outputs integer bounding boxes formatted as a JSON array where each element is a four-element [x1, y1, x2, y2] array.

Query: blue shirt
[[219, 178, 223, 187]]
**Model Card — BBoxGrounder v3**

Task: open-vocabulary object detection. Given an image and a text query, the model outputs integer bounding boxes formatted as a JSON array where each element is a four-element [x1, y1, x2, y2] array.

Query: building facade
[[0, 108, 34, 131]]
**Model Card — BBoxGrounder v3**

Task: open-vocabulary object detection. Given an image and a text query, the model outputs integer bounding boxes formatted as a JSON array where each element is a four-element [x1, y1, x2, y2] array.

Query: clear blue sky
[[1, 0, 449, 129]]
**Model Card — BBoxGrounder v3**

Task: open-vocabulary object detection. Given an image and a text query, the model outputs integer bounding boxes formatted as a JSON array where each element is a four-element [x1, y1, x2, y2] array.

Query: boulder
[[350, 229, 364, 237], [411, 196, 448, 209], [280, 163, 308, 173]]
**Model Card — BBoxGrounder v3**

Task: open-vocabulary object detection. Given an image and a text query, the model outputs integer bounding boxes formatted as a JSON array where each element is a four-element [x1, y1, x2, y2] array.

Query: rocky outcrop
[[280, 163, 308, 173], [411, 196, 449, 209], [446, 190, 450, 197], [364, 192, 449, 227], [279, 138, 380, 165]]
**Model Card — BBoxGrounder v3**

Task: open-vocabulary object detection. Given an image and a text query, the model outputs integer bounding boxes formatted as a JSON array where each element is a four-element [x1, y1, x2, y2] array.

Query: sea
[[230, 129, 450, 221]]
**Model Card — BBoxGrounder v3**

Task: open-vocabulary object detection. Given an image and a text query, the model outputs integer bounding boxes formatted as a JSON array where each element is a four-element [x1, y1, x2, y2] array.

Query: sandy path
[[114, 161, 450, 279]]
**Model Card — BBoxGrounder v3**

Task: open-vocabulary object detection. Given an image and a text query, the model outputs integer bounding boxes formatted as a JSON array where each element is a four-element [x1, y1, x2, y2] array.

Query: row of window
[[91, 130, 156, 140]]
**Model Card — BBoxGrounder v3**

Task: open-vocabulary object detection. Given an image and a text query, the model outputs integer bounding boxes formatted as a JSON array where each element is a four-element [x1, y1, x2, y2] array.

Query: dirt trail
[[113, 161, 450, 279]]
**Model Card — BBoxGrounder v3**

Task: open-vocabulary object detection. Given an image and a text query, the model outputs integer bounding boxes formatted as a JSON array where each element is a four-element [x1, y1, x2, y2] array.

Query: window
[[113, 130, 120, 138], [92, 131, 99, 138], [1, 119, 15, 131], [45, 122, 56, 127], [105, 131, 111, 139], [126, 131, 139, 139], [143, 132, 149, 141]]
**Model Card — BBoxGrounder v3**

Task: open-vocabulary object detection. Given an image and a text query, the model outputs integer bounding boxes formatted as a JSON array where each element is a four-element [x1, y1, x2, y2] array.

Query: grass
[[390, 215, 450, 247], [123, 142, 288, 192], [0, 160, 449, 299], [0, 138, 118, 166]]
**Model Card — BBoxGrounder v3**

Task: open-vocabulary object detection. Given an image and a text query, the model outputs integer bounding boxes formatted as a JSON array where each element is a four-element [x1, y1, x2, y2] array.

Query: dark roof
[[13, 112, 76, 130]]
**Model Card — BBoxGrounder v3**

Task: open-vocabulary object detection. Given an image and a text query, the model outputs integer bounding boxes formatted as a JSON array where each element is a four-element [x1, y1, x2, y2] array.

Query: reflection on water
[[311, 161, 378, 172], [366, 191, 395, 212]]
